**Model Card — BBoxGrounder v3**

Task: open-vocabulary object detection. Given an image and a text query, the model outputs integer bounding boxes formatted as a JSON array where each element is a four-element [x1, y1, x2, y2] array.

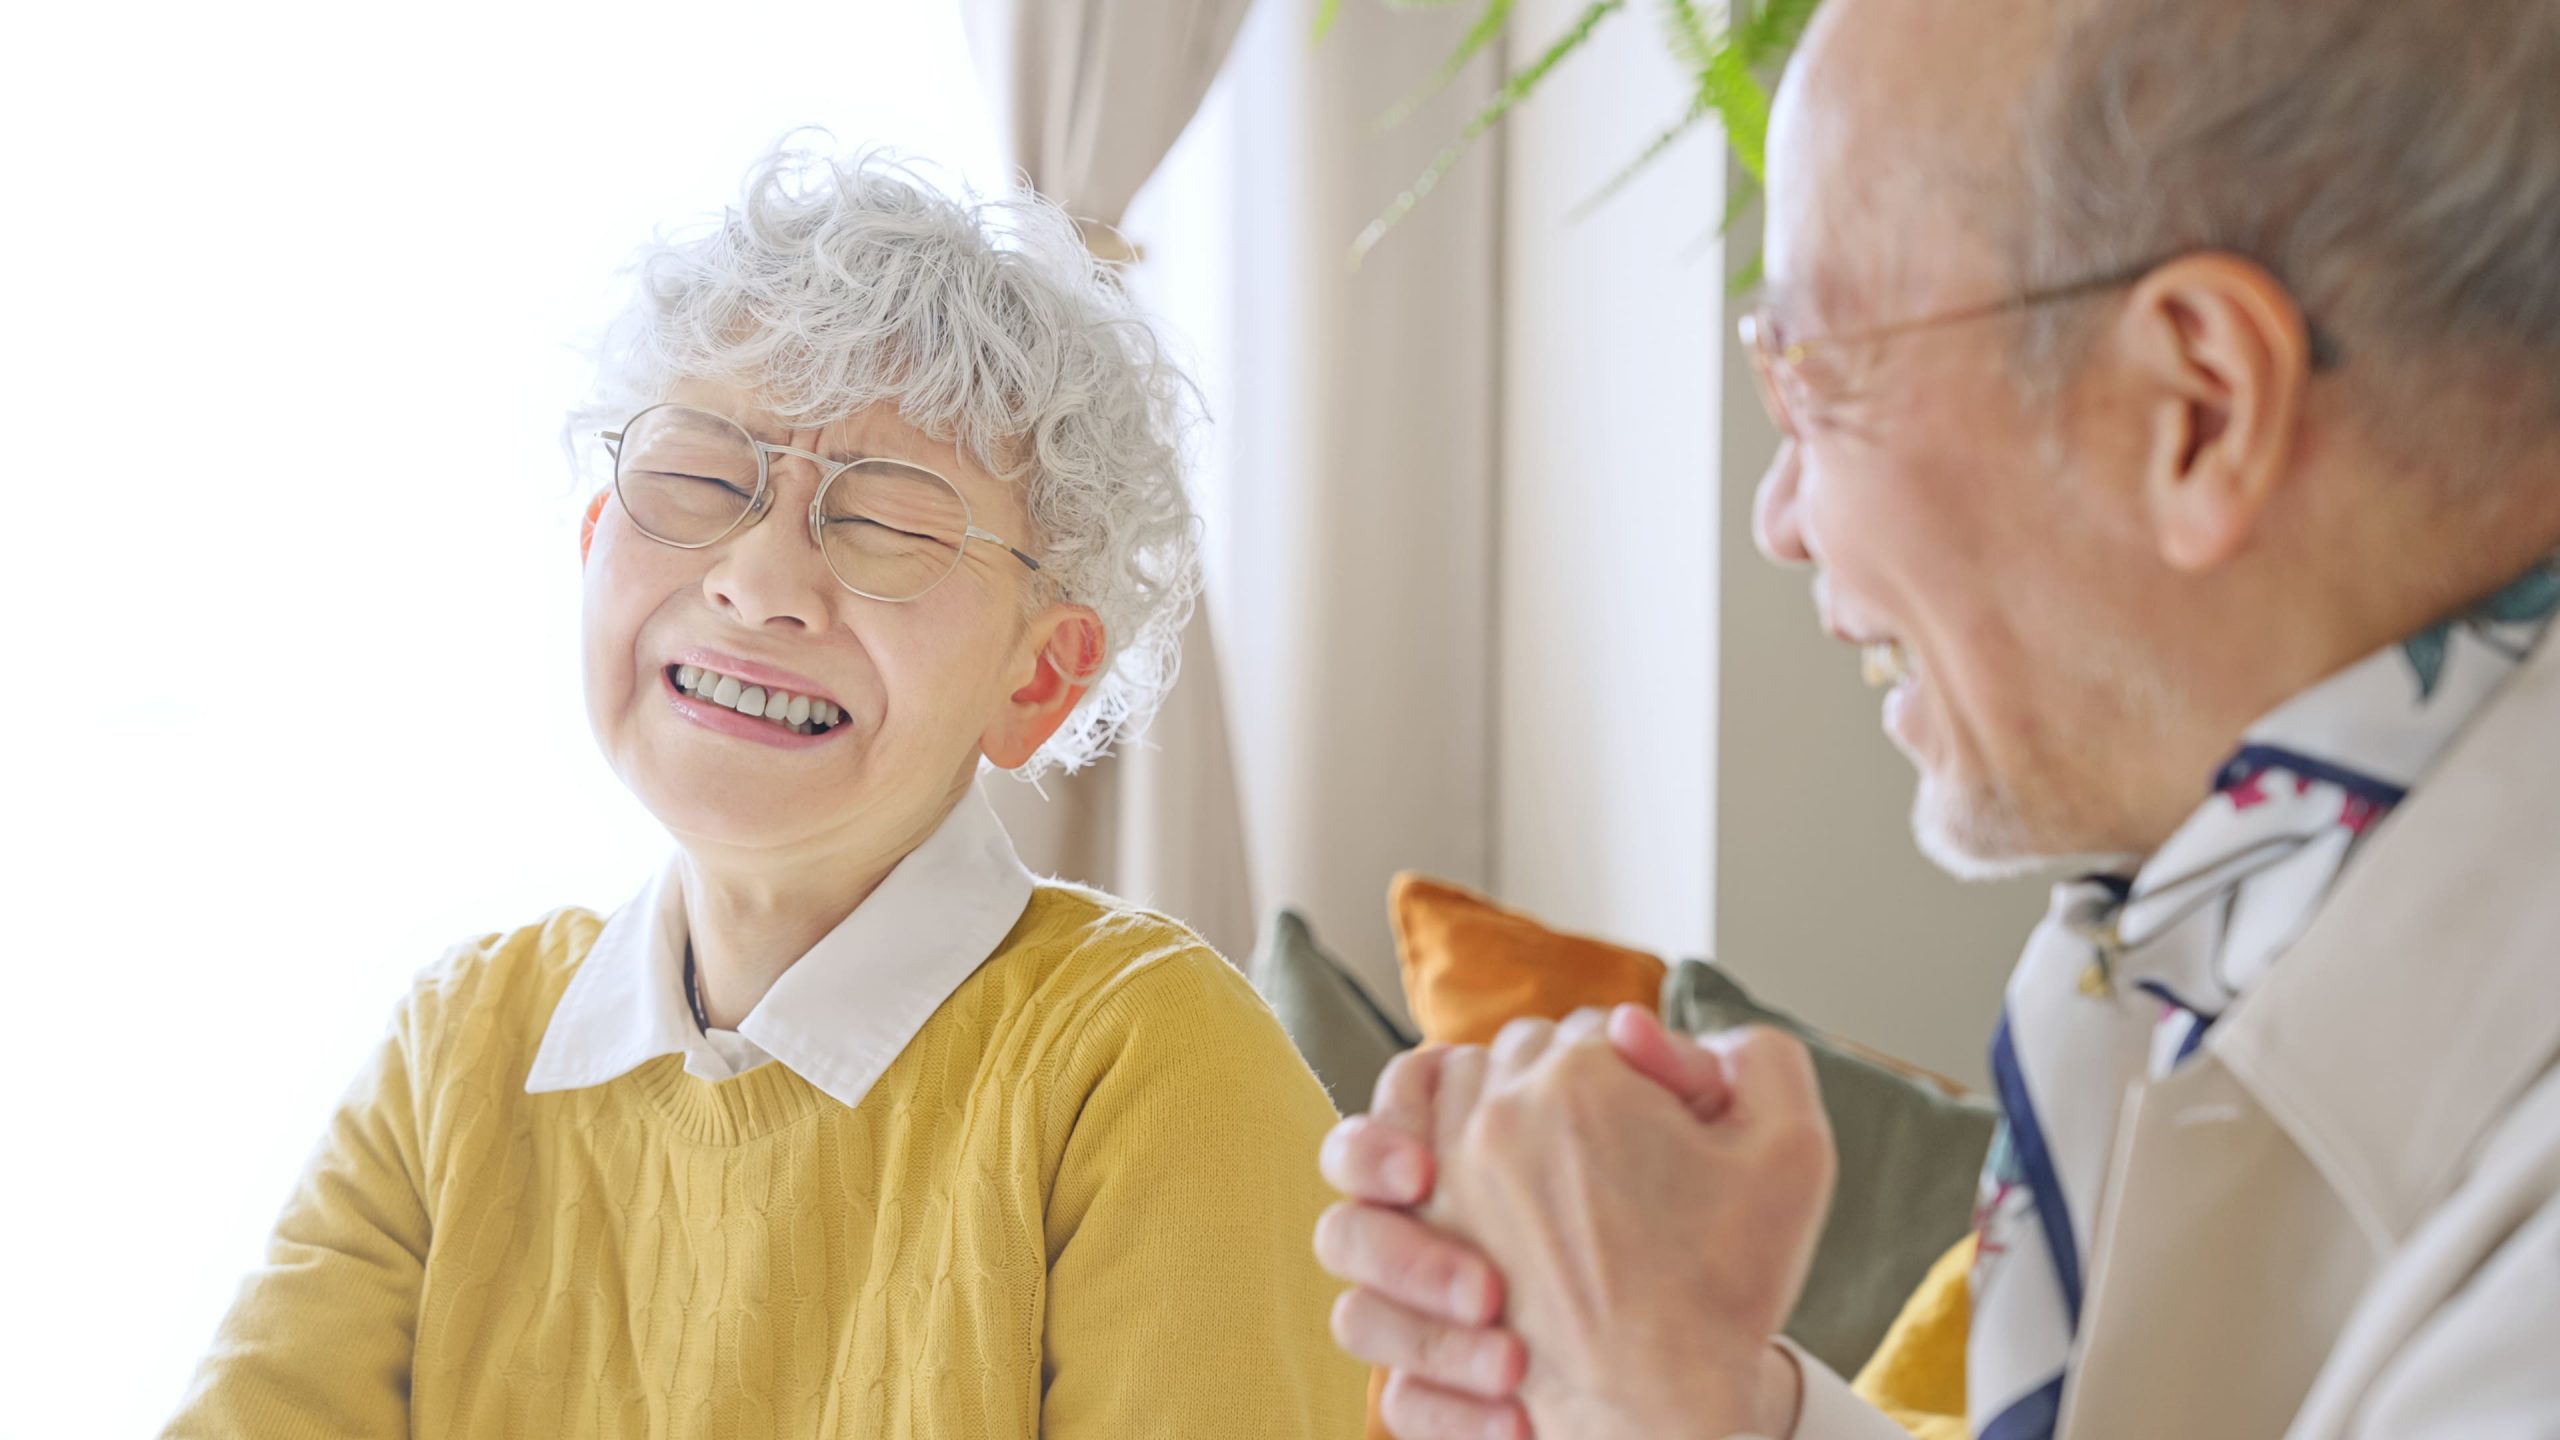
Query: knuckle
[[1740, 1023, 1816, 1075], [1317, 1119, 1364, 1187], [1377, 1373, 1434, 1435], [1419, 1323, 1487, 1387], [1371, 1051, 1425, 1111], [1557, 1005, 1609, 1042], [1312, 1203, 1359, 1271], [1380, 1372, 1468, 1438], [1467, 1089, 1529, 1148], [1328, 1289, 1366, 1351], [1330, 1289, 1410, 1369], [1379, 1229, 1472, 1317]]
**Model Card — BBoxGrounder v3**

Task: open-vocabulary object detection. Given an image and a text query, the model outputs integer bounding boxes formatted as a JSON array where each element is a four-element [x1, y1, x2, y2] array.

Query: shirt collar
[[2212, 618, 2560, 1242], [525, 781, 1037, 1111]]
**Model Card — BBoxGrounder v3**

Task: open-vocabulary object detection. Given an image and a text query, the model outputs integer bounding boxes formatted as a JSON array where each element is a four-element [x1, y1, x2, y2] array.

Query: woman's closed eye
[[830, 514, 953, 548], [642, 470, 755, 502]]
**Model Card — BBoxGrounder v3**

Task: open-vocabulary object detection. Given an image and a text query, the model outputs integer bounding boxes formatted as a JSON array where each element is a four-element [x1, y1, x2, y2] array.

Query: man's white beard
[[1910, 769, 2128, 883]]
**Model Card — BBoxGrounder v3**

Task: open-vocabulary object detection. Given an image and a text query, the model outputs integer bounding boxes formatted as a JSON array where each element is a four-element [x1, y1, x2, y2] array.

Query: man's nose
[[1752, 439, 1812, 567]]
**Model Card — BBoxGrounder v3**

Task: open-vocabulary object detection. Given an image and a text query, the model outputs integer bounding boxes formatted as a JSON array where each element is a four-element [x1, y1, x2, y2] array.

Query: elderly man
[[1313, 1, 2560, 1437]]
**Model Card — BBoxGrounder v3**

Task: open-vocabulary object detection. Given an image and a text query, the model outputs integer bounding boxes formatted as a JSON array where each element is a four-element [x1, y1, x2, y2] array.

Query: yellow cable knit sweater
[[167, 887, 1367, 1438]]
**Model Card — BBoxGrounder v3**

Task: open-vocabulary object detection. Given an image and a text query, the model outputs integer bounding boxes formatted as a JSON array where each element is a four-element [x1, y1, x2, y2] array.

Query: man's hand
[[1318, 1045, 1532, 1440], [1433, 1007, 1835, 1439], [1315, 1007, 1835, 1440]]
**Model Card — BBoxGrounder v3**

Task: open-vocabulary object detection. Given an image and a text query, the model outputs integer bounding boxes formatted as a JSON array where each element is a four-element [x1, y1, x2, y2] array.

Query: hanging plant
[[1322, 0, 1823, 284]]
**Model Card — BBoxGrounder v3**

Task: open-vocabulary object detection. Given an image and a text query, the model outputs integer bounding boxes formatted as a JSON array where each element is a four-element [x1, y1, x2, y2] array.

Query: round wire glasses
[[600, 403, 1041, 603]]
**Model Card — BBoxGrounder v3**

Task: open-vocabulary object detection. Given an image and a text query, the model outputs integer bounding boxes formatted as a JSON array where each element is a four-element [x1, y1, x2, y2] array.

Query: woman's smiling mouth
[[662, 663, 849, 745]]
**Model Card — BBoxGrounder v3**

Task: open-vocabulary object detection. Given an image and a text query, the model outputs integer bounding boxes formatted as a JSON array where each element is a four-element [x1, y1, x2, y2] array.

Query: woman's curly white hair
[[573, 142, 1202, 775]]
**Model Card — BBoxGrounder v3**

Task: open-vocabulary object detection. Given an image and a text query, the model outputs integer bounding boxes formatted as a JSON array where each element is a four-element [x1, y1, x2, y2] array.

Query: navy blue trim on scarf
[[1991, 1015, 2085, 1324], [2213, 745, 2408, 809], [2134, 978, 2212, 1019], [2173, 1013, 2214, 1065], [2130, 980, 2221, 1068], [1980, 1376, 2067, 1440]]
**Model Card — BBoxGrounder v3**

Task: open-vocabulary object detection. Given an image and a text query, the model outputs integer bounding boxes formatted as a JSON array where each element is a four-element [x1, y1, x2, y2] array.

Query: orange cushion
[[1389, 872, 1669, 1045]]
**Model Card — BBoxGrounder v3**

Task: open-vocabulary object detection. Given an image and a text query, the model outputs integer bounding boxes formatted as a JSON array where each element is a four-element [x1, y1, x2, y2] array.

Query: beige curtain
[[963, 0, 1255, 257], [962, 0, 1261, 964], [967, 0, 1504, 1015], [1172, 0, 1505, 1017]]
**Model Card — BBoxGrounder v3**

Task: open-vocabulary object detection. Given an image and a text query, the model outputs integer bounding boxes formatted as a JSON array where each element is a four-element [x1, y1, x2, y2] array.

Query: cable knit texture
[[167, 885, 1365, 1438]]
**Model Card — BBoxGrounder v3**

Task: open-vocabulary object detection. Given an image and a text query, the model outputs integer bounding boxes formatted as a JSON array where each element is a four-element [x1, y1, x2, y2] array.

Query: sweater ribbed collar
[[525, 781, 1036, 1113]]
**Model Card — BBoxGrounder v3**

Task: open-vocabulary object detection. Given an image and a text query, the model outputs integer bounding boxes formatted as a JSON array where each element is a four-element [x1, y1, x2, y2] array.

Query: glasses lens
[[1740, 313, 1799, 439], [818, 460, 973, 600], [614, 405, 760, 545]]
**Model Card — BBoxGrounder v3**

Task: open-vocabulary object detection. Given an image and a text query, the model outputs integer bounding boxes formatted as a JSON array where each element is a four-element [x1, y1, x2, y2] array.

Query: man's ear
[[981, 606, 1106, 770], [2120, 253, 2312, 572]]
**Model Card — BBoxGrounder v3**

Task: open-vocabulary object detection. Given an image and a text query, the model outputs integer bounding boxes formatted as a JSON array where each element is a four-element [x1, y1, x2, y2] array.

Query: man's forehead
[[1762, 0, 2053, 321]]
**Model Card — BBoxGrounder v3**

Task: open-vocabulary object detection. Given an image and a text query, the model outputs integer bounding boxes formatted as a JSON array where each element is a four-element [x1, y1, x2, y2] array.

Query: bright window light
[[0, 4, 1008, 1433]]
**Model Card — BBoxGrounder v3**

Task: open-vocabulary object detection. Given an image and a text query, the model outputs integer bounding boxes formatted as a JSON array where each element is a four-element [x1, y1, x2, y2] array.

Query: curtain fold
[[965, 0, 1504, 1012], [1180, 0, 1504, 1015], [963, 0, 1254, 242], [962, 0, 1261, 965]]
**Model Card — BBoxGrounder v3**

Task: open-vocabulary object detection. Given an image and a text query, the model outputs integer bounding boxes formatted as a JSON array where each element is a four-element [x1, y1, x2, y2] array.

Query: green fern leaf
[[1659, 0, 1717, 69], [1373, 0, 1517, 135], [1743, 0, 1823, 59], [1351, 0, 1629, 267], [1699, 39, 1770, 178]]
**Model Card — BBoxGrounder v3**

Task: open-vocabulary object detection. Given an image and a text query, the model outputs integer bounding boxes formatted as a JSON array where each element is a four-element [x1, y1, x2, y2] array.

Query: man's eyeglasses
[[598, 403, 1042, 603], [1737, 259, 2341, 439]]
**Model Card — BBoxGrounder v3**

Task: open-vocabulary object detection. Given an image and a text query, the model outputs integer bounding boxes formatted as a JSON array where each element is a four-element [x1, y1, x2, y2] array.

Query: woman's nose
[[1752, 439, 1813, 567], [702, 488, 835, 630]]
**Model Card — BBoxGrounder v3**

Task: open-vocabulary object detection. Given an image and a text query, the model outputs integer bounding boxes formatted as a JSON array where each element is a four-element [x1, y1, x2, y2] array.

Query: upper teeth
[[675, 664, 842, 731], [1861, 641, 1911, 689]]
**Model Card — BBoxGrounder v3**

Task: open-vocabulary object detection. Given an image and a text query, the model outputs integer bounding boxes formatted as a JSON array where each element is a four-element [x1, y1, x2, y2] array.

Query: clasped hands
[[1315, 1006, 1837, 1440]]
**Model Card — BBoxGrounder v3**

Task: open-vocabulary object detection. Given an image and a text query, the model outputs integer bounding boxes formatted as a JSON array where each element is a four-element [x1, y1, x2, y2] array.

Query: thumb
[[1606, 1005, 1733, 1121]]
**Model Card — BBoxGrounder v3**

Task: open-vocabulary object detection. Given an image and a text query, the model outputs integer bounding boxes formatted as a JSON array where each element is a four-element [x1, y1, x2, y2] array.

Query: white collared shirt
[[524, 782, 1038, 1112]]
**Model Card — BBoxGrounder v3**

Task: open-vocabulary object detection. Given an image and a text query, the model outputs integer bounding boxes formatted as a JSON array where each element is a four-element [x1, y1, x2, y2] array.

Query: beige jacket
[[1797, 630, 2560, 1440]]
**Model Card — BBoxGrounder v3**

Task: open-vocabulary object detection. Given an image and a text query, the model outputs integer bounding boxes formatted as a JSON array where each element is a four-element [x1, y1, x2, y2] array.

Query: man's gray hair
[[576, 143, 1201, 775], [2014, 0, 2560, 433]]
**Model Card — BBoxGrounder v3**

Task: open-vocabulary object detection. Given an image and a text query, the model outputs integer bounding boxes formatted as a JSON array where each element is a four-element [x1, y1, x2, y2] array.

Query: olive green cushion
[[1250, 909, 1416, 1113]]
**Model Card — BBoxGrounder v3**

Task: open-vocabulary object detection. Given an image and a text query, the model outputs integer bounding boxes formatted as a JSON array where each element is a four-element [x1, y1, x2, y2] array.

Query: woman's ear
[[580, 490, 610, 564], [2121, 253, 2312, 572], [981, 607, 1106, 770]]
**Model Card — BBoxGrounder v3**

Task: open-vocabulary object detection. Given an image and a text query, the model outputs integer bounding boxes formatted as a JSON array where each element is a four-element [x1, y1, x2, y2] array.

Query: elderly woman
[[168, 149, 1364, 1438]]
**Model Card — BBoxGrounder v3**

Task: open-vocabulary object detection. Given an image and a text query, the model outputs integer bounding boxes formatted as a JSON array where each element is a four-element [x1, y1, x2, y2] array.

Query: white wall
[[1491, 0, 1723, 962]]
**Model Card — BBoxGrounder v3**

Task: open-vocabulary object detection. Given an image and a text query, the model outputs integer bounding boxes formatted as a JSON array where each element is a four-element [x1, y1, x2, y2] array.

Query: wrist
[[1563, 1340, 1797, 1440]]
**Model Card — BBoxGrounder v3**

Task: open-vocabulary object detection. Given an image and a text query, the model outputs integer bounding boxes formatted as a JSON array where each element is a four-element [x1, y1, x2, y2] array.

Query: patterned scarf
[[1966, 557, 2560, 1440]]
